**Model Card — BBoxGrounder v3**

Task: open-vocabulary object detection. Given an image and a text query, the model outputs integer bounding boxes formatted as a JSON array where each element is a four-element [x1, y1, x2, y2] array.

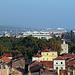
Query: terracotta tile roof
[[3, 53, 12, 57], [33, 54, 42, 57], [40, 61, 53, 68], [12, 67, 25, 72], [30, 60, 41, 66], [41, 70, 51, 73], [54, 57, 65, 60], [30, 61, 53, 68], [42, 49, 57, 52], [12, 58, 25, 63], [68, 60, 75, 65], [19, 59, 25, 63], [62, 53, 75, 58], [41, 69, 56, 73], [1, 56, 11, 63], [70, 67, 75, 70], [30, 69, 40, 73], [65, 61, 68, 68]]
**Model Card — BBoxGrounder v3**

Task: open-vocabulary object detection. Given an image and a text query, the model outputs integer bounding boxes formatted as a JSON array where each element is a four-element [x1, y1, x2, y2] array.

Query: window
[[61, 67, 63, 69], [61, 62, 63, 64], [56, 62, 58, 64], [56, 67, 58, 69], [43, 53, 44, 55], [47, 58, 48, 60], [47, 53, 48, 55], [52, 53, 54, 55], [43, 58, 44, 60]]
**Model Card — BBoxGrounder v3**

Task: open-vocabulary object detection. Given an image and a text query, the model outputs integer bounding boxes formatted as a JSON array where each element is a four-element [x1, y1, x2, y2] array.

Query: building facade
[[32, 54, 42, 62], [41, 49, 58, 61], [53, 57, 65, 70], [60, 40, 68, 54], [32, 49, 58, 61]]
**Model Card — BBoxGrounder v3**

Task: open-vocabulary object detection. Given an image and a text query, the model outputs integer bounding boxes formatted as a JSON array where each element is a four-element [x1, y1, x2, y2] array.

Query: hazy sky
[[0, 0, 75, 29]]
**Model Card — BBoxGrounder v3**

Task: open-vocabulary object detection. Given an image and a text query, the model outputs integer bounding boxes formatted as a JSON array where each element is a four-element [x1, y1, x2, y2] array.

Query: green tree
[[69, 45, 75, 53], [48, 38, 62, 55]]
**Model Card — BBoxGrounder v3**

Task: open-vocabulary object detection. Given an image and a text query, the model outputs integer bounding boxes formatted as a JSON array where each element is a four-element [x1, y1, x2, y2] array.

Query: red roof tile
[[40, 61, 53, 68], [62, 53, 75, 58], [12, 67, 25, 72], [30, 61, 53, 68], [41, 69, 56, 73], [30, 69, 40, 73], [42, 49, 57, 52], [68, 60, 75, 65], [41, 70, 51, 73], [1, 56, 11, 63], [70, 67, 75, 70], [30, 60, 41, 66], [19, 59, 25, 63], [54, 57, 65, 60], [33, 54, 42, 57]]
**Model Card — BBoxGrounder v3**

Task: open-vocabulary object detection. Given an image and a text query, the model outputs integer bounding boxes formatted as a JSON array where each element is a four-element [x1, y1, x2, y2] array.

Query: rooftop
[[42, 49, 50, 52], [33, 54, 42, 57], [1, 56, 11, 63], [42, 49, 57, 52], [54, 57, 65, 60]]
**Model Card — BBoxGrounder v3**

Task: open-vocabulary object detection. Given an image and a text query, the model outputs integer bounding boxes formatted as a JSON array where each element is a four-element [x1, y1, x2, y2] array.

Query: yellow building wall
[[41, 52, 57, 61]]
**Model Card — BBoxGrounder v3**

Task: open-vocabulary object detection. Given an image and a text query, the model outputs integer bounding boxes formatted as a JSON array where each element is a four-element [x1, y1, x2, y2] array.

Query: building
[[12, 59, 25, 69], [29, 52, 75, 75], [41, 49, 58, 61], [53, 57, 65, 70], [10, 67, 24, 75], [22, 31, 52, 40], [32, 54, 42, 62], [3, 53, 13, 59], [60, 40, 68, 54], [1, 56, 11, 64], [41, 28, 67, 34], [32, 49, 58, 62]]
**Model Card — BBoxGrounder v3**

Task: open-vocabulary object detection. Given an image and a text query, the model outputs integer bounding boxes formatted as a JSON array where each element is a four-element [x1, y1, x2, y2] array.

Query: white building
[[41, 28, 67, 34], [32, 54, 42, 62], [53, 57, 65, 70], [60, 40, 68, 54], [23, 31, 52, 40]]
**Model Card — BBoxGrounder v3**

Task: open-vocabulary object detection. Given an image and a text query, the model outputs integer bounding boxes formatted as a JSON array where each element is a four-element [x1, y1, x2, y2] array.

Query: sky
[[0, 0, 75, 29]]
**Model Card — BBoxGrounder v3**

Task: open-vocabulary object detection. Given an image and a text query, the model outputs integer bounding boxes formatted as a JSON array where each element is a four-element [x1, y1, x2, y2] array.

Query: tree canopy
[[0, 36, 62, 59]]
